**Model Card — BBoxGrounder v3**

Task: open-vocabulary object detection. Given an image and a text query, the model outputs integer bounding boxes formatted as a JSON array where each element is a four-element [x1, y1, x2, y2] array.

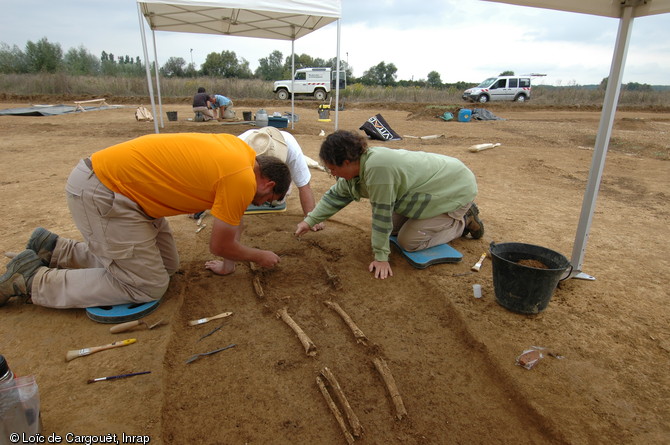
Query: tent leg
[[334, 19, 341, 130], [152, 29, 164, 129], [291, 39, 295, 130], [568, 5, 635, 280], [137, 3, 159, 134]]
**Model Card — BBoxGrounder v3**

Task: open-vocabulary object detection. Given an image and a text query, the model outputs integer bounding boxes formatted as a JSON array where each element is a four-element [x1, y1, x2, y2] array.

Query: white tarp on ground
[[136, 0, 342, 131], [0, 105, 122, 116], [484, 0, 670, 280]]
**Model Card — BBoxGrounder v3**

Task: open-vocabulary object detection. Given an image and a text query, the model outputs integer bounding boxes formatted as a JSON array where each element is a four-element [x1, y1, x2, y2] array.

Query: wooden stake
[[320, 367, 364, 438], [372, 357, 408, 420], [276, 307, 317, 356], [316, 375, 355, 445], [324, 301, 368, 345]]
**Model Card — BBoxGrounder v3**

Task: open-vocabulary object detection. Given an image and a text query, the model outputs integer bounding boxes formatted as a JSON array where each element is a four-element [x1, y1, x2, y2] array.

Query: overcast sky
[[1, 0, 669, 86]]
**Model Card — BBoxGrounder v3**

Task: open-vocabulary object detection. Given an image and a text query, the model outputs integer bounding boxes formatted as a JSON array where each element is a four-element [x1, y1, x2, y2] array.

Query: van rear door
[[331, 70, 347, 89], [518, 78, 531, 99]]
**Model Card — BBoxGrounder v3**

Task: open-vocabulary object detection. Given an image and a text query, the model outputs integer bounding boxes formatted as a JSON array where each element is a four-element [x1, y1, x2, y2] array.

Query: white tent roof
[[136, 0, 342, 132], [138, 0, 340, 40], [487, 0, 670, 18], [484, 0, 670, 280]]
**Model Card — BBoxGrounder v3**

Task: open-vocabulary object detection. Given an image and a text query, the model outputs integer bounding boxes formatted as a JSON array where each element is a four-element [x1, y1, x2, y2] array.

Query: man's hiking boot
[[463, 203, 485, 239], [0, 250, 43, 306], [26, 227, 58, 265]]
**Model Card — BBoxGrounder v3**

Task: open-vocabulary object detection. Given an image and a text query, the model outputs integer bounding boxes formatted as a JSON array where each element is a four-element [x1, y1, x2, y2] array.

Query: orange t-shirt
[[91, 133, 256, 225]]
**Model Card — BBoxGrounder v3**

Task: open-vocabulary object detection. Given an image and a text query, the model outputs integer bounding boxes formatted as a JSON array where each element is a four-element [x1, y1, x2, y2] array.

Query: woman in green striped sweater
[[295, 130, 484, 279]]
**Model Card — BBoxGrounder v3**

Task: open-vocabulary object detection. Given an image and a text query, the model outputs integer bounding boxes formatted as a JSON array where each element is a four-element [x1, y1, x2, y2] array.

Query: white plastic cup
[[472, 284, 482, 299]]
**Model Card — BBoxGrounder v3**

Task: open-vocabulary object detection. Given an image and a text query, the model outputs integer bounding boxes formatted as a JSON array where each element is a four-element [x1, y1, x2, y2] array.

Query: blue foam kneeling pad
[[390, 235, 462, 269], [245, 201, 287, 214], [86, 300, 161, 323]]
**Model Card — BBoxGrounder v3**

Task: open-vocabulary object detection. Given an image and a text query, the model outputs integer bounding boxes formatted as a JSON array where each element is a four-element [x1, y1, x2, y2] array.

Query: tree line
[[2, 37, 656, 91], [0, 37, 475, 90], [0, 38, 145, 77]]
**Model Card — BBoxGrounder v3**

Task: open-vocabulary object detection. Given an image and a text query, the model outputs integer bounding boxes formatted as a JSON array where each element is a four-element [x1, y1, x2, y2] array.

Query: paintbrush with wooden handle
[[65, 338, 136, 362], [188, 311, 233, 326]]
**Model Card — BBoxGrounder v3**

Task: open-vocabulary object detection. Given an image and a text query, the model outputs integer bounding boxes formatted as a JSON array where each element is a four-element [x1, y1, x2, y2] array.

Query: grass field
[[1, 73, 669, 108]]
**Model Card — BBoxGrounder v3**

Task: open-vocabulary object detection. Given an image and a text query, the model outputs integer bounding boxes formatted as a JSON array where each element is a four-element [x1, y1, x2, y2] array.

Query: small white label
[[79, 348, 91, 356], [195, 318, 207, 324]]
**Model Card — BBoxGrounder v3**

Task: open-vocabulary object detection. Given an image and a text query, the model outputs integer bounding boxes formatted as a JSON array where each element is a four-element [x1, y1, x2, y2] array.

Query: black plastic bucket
[[489, 242, 572, 314], [166, 111, 178, 121], [242, 111, 252, 121]]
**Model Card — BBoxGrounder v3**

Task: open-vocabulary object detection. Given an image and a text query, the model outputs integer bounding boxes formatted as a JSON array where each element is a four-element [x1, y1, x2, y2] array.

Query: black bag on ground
[[359, 114, 402, 141]]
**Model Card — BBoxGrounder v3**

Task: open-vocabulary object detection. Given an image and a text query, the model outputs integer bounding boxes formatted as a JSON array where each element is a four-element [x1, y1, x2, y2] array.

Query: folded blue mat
[[390, 235, 462, 269], [86, 300, 161, 323]]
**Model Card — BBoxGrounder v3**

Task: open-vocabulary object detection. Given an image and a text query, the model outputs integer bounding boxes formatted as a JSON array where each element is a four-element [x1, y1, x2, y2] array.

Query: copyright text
[[8, 433, 151, 444]]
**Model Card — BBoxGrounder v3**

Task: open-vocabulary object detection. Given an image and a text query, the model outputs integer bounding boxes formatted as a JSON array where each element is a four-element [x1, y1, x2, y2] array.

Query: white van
[[273, 67, 346, 101], [462, 75, 532, 103]]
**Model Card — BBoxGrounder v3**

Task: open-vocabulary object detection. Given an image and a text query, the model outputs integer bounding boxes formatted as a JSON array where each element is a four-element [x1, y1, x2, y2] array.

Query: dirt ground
[[0, 97, 669, 445]]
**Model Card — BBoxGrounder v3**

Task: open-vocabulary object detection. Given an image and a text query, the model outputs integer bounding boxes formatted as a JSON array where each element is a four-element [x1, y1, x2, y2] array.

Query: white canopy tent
[[485, 0, 670, 280], [136, 0, 342, 133]]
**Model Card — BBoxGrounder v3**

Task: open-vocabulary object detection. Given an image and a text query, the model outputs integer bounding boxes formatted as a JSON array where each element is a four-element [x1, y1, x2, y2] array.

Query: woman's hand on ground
[[369, 261, 393, 279], [295, 221, 311, 237]]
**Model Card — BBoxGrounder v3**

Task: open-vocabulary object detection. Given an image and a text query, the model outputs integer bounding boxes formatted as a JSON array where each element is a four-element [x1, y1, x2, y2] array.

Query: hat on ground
[[243, 127, 288, 162]]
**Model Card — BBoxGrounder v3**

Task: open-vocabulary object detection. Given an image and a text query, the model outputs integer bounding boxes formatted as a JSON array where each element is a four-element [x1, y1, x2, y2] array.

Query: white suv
[[273, 67, 346, 101], [462, 75, 531, 103]]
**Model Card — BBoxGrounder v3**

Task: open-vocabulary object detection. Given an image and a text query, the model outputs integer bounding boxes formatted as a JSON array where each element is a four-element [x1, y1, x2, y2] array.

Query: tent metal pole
[[334, 18, 340, 130], [137, 2, 159, 134], [151, 29, 164, 129], [569, 5, 635, 280], [291, 39, 295, 130]]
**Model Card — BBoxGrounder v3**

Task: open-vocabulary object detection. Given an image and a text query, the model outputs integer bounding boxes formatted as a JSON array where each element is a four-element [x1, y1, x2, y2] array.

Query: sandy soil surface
[[0, 98, 669, 444]]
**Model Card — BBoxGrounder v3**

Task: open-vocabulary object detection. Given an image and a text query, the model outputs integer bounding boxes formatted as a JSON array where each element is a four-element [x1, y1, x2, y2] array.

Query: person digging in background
[[295, 129, 484, 280], [209, 94, 233, 120], [0, 133, 290, 309], [192, 87, 215, 121]]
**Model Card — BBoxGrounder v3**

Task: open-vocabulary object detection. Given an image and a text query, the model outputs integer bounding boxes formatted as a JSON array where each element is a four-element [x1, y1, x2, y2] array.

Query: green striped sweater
[[305, 147, 477, 261]]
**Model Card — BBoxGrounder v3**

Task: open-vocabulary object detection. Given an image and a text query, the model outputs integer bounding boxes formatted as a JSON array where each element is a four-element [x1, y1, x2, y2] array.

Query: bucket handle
[[559, 264, 574, 281]]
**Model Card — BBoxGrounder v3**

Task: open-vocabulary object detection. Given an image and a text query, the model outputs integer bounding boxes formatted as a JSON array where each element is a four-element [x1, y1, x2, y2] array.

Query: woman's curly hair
[[319, 130, 368, 166]]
